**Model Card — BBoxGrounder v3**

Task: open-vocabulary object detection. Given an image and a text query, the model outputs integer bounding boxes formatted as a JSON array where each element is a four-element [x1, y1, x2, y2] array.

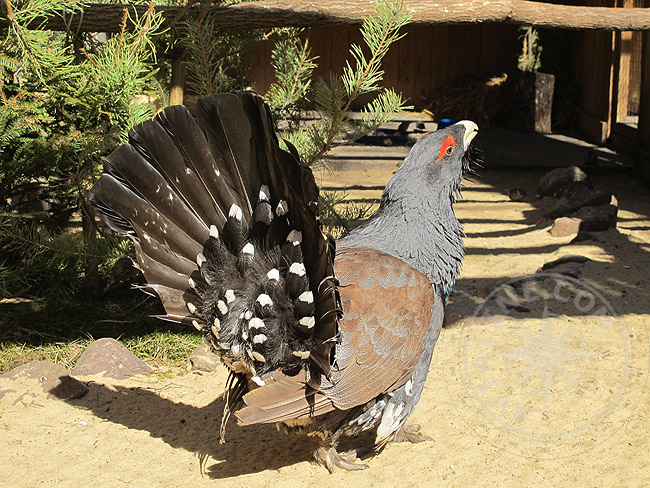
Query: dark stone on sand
[[537, 166, 587, 197]]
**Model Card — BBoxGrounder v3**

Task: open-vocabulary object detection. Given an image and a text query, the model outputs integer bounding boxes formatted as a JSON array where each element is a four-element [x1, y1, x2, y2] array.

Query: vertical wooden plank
[[249, 38, 268, 94], [330, 25, 350, 77], [310, 26, 333, 81], [480, 24, 496, 74], [613, 0, 635, 122], [414, 25, 433, 104], [615, 31, 633, 123], [636, 31, 650, 181], [430, 25, 449, 93], [629, 31, 643, 115], [397, 26, 416, 103], [382, 25, 400, 93], [446, 25, 465, 81], [265, 37, 275, 95], [465, 25, 483, 77], [169, 58, 185, 106]]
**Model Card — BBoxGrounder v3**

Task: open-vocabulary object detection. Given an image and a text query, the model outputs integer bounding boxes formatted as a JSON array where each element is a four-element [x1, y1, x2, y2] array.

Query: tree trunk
[[2, 1, 650, 33]]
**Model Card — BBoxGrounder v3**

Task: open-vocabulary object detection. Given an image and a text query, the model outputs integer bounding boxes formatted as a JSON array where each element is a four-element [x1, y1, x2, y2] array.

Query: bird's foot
[[392, 423, 432, 444], [314, 447, 369, 473]]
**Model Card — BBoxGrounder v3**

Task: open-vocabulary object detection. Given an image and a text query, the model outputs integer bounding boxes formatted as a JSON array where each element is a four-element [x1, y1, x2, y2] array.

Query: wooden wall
[[249, 23, 518, 109]]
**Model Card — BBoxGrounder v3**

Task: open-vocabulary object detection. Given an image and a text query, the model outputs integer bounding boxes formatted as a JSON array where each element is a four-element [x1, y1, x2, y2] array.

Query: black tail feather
[[91, 91, 339, 384]]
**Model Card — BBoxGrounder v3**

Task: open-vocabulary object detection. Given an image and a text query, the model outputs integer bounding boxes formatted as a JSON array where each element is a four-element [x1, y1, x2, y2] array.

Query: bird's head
[[387, 120, 479, 205]]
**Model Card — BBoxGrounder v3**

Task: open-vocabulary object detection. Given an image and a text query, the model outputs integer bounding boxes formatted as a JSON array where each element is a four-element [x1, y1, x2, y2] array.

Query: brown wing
[[236, 246, 435, 425], [323, 246, 435, 409]]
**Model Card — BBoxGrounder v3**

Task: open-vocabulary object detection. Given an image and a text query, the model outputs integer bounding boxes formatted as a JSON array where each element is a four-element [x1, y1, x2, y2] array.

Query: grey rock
[[1, 360, 88, 400], [189, 344, 220, 372], [71, 338, 152, 379]]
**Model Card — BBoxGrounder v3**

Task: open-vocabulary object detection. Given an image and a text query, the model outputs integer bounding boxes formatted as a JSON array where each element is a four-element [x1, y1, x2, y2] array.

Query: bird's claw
[[392, 423, 432, 444], [315, 447, 369, 473]]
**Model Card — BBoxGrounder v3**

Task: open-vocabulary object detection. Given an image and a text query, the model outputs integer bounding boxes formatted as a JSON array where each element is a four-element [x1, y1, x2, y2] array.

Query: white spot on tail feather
[[188, 277, 196, 289], [217, 300, 228, 315], [289, 262, 306, 276], [225, 289, 236, 303], [267, 268, 280, 281], [191, 320, 202, 331], [275, 200, 288, 216], [249, 317, 265, 329], [196, 253, 206, 267], [244, 309, 253, 320], [242, 242, 254, 255], [299, 316, 315, 328], [292, 350, 310, 359], [256, 294, 273, 308], [187, 302, 197, 314], [210, 225, 219, 238], [253, 334, 267, 344], [229, 203, 243, 220], [259, 184, 270, 202], [211, 324, 220, 338], [230, 343, 241, 356], [213, 317, 221, 330], [298, 291, 313, 303], [251, 351, 266, 363], [286, 230, 302, 243], [251, 375, 265, 386]]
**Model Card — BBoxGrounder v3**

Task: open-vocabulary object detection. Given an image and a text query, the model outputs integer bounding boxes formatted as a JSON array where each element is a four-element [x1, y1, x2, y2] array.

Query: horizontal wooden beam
[[1, 1, 650, 33]]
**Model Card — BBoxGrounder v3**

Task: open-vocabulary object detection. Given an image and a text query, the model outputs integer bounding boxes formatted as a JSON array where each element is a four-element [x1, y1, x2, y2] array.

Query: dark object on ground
[[71, 338, 152, 379], [537, 166, 588, 197], [550, 200, 618, 236], [539, 255, 592, 271], [543, 189, 613, 219], [570, 203, 618, 232], [89, 92, 478, 472], [571, 232, 601, 244], [1, 360, 88, 400]]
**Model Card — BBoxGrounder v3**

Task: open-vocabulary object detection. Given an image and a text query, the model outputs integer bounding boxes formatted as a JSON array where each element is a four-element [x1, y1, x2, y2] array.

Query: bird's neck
[[340, 189, 464, 299]]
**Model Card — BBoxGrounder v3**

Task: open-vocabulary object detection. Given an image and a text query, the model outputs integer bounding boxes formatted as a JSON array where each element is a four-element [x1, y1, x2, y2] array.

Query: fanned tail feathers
[[90, 92, 339, 385]]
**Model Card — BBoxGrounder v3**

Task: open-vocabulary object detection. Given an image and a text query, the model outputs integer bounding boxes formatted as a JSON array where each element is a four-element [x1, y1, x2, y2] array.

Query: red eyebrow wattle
[[436, 136, 455, 162]]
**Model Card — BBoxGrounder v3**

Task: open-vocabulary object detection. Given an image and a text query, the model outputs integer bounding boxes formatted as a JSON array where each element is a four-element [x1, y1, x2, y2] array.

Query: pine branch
[[308, 0, 411, 165]]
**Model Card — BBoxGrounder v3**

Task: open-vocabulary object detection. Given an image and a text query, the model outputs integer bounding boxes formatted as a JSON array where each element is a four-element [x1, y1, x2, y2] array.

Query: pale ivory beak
[[458, 120, 479, 150]]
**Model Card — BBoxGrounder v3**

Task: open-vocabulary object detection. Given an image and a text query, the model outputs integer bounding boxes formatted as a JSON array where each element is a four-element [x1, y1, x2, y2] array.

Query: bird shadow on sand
[[66, 380, 314, 479]]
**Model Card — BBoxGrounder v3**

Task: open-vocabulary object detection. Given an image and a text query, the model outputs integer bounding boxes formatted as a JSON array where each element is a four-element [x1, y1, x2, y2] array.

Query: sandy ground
[[1, 164, 649, 487]]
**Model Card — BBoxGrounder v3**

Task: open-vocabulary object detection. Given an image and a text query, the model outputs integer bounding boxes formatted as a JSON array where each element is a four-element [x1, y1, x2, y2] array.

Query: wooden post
[[636, 31, 650, 182], [614, 31, 633, 123], [170, 58, 186, 106], [613, 0, 635, 123]]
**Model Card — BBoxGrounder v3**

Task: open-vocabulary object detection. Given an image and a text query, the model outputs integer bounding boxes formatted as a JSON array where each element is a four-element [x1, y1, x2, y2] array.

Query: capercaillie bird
[[90, 91, 478, 472]]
